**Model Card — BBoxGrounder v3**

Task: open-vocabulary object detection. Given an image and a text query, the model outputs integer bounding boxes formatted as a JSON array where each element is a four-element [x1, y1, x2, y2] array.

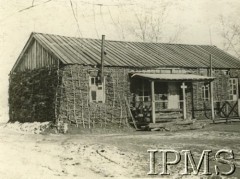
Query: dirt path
[[0, 128, 146, 178], [0, 123, 240, 178]]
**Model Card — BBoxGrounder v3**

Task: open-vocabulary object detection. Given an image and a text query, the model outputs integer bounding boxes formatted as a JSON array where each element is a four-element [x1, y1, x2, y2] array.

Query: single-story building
[[9, 32, 240, 128]]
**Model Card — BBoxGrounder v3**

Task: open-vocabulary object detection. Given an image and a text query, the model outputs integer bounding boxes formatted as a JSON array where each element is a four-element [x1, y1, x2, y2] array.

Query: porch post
[[238, 99, 240, 117], [151, 80, 156, 123], [210, 82, 215, 122], [181, 82, 187, 120], [209, 54, 215, 122]]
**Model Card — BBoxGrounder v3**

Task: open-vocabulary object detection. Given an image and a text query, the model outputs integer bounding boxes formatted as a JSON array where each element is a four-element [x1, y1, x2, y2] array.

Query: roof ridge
[[32, 32, 216, 46]]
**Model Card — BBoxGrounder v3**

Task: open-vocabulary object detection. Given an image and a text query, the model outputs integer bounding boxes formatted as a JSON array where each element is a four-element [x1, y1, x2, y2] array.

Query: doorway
[[167, 82, 180, 109]]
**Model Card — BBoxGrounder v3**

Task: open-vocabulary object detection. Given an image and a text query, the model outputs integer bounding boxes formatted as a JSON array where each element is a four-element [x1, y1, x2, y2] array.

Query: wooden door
[[167, 82, 180, 109]]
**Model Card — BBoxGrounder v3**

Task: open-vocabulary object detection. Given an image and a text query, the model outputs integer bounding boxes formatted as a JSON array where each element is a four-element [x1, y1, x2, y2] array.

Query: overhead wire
[[0, 0, 135, 40], [92, 3, 100, 39], [116, 0, 127, 40], [107, 6, 121, 39], [18, 0, 52, 12], [99, 4, 106, 29], [0, 0, 53, 24], [69, 0, 83, 37], [77, 0, 134, 7]]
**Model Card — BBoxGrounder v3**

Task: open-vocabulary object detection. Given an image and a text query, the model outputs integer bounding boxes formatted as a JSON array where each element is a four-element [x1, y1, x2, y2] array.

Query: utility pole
[[101, 35, 105, 82]]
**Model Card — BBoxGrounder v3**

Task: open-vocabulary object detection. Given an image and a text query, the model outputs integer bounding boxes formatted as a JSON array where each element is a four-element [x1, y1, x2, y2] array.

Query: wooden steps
[[149, 120, 193, 128], [155, 111, 183, 122], [156, 109, 182, 112], [148, 120, 206, 131]]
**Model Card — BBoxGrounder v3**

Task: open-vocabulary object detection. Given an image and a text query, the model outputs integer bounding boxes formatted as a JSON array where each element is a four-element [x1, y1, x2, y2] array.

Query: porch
[[130, 73, 215, 125]]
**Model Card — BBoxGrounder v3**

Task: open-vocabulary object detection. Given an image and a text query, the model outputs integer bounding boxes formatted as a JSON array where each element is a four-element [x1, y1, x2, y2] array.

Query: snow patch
[[2, 121, 51, 134]]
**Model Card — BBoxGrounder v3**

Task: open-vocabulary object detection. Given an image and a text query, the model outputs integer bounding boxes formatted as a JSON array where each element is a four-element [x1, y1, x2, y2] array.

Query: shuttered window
[[89, 77, 105, 103]]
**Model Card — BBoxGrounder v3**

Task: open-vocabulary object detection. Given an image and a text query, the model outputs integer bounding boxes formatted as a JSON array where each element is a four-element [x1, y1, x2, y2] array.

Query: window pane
[[233, 90, 237, 94], [91, 78, 95, 85], [91, 91, 96, 101], [97, 80, 102, 85], [144, 96, 149, 102], [206, 91, 209, 98], [144, 91, 149, 96], [202, 87, 205, 98]]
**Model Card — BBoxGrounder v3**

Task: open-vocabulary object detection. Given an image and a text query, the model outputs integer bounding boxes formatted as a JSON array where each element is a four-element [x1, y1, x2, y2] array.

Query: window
[[229, 78, 238, 101], [138, 90, 150, 102], [137, 80, 150, 102], [202, 84, 210, 101], [89, 76, 105, 103]]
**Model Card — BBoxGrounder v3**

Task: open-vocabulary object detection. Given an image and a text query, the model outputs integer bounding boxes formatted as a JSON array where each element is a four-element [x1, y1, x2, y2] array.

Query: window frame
[[89, 76, 106, 103], [202, 84, 210, 101], [137, 79, 150, 102], [138, 90, 150, 102], [229, 78, 238, 101]]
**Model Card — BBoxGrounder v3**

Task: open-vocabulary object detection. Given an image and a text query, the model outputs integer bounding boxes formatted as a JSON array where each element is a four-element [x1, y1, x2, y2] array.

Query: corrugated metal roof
[[32, 32, 240, 69], [132, 73, 215, 81]]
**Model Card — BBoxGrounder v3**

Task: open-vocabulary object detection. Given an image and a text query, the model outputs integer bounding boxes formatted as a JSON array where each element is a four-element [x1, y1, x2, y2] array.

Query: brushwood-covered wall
[[9, 67, 59, 122], [56, 65, 132, 127], [9, 63, 240, 124], [9, 38, 61, 122]]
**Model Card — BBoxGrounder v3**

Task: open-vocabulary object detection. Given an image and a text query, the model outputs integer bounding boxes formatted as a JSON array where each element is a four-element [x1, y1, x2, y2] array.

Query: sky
[[0, 0, 240, 121]]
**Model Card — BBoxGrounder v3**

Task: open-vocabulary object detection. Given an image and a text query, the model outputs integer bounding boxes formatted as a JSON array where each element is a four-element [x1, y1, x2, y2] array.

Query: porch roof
[[131, 73, 215, 81]]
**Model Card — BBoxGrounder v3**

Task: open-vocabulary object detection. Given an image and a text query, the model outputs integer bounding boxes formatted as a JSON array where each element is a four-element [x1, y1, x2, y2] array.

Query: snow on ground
[[0, 124, 146, 178], [0, 122, 240, 178], [2, 122, 51, 134]]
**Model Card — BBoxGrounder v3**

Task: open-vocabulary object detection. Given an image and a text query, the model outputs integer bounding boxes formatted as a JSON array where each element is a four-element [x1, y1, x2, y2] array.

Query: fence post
[[238, 99, 240, 117]]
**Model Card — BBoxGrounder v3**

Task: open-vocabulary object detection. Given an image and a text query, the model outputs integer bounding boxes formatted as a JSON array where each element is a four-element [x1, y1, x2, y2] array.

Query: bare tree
[[127, 1, 183, 43], [219, 15, 240, 58], [168, 25, 184, 43], [134, 11, 149, 42]]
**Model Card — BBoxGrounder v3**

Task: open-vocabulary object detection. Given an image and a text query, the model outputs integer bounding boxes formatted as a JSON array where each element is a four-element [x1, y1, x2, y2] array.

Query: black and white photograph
[[0, 0, 240, 178]]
